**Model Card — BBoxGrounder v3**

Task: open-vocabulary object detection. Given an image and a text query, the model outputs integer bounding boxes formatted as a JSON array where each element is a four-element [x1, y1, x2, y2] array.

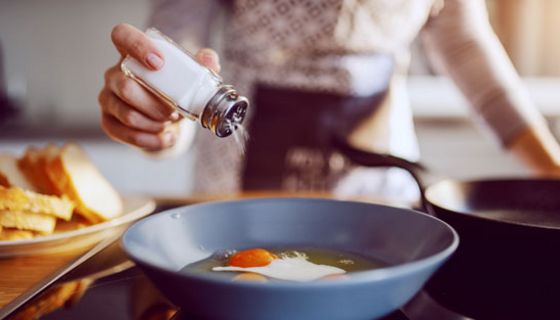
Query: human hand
[[509, 125, 560, 178], [98, 23, 221, 151]]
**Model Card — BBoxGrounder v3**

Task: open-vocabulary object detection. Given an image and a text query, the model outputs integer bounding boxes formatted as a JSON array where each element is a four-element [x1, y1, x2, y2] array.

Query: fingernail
[[170, 112, 180, 121], [146, 53, 164, 69], [163, 131, 176, 146], [201, 52, 214, 62], [201, 52, 220, 70]]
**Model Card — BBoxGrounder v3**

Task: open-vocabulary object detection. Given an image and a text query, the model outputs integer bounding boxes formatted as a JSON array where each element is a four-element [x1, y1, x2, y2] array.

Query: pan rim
[[425, 177, 560, 230]]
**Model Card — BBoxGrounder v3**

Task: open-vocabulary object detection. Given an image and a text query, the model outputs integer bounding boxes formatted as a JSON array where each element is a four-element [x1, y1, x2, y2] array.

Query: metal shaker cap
[[201, 85, 249, 137]]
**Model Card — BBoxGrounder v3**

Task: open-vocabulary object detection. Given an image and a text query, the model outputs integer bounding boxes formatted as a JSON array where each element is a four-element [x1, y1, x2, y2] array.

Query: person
[[98, 0, 560, 201]]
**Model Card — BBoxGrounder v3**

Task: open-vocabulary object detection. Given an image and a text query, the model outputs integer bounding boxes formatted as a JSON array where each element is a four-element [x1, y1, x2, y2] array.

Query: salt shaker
[[121, 28, 248, 137]]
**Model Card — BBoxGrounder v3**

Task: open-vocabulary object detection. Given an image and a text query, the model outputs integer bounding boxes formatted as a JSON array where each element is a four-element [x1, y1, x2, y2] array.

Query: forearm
[[422, 0, 544, 144], [422, 0, 560, 174]]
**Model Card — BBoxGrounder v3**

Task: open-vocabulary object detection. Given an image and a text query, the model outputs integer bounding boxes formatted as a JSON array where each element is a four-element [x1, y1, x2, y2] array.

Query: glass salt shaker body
[[121, 28, 248, 137]]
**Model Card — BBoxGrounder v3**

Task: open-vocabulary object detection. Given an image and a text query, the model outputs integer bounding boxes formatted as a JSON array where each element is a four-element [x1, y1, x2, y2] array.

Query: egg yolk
[[229, 248, 278, 267]]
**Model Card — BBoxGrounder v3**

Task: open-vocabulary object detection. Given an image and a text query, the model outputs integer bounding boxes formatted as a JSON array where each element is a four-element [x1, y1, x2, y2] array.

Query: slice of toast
[[0, 154, 37, 191], [46, 144, 122, 223], [18, 145, 61, 195], [18, 145, 60, 195], [0, 187, 74, 221], [0, 211, 56, 234], [40, 145, 63, 195], [0, 228, 35, 241]]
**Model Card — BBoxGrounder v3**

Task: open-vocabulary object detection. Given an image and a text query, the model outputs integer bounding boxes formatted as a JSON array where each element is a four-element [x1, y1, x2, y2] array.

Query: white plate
[[0, 195, 155, 257]]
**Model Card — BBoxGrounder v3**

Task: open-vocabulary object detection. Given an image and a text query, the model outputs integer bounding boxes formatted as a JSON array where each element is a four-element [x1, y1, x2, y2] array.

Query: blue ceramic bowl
[[122, 198, 458, 320]]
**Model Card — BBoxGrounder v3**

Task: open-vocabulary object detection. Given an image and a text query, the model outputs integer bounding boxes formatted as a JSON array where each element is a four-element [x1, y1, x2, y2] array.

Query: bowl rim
[[122, 197, 459, 289]]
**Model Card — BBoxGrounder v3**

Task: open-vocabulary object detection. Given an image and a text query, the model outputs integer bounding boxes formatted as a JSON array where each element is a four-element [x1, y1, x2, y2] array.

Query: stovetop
[[6, 204, 473, 320], [14, 260, 471, 320], [39, 267, 412, 320], [42, 267, 422, 320]]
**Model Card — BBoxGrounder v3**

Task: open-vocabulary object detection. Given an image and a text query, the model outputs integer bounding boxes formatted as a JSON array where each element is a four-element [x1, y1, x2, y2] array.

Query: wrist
[[508, 125, 560, 176]]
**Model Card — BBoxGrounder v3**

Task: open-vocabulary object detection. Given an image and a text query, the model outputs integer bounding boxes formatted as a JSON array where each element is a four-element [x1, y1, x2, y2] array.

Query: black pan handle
[[331, 135, 435, 210]]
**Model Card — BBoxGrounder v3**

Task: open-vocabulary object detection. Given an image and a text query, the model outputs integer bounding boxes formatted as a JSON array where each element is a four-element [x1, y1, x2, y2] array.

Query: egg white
[[212, 256, 346, 282]]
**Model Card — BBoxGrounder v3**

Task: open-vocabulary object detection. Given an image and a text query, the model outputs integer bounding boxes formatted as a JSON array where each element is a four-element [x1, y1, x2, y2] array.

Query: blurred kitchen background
[[0, 0, 559, 197]]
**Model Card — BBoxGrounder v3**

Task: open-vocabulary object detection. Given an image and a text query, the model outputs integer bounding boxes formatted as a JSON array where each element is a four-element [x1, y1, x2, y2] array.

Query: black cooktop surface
[[19, 261, 470, 320], [40, 267, 411, 320]]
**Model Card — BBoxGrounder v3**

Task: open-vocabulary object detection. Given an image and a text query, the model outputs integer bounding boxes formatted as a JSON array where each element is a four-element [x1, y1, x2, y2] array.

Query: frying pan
[[334, 136, 560, 320], [122, 198, 458, 320]]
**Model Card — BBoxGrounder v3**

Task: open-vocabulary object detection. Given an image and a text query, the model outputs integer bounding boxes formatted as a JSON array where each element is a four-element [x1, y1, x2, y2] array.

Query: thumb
[[195, 48, 221, 73]]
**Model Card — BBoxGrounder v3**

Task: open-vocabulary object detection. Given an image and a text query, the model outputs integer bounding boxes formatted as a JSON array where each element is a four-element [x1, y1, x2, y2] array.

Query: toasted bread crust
[[46, 144, 122, 223], [18, 146, 60, 196], [18, 148, 45, 192], [0, 143, 122, 240], [0, 228, 35, 241], [46, 156, 101, 223], [40, 145, 63, 195], [0, 172, 9, 187], [0, 187, 74, 221], [0, 154, 37, 191], [0, 211, 56, 233]]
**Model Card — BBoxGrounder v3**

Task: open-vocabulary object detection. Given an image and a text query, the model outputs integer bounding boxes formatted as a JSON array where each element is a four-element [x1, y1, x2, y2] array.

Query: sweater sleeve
[[421, 0, 548, 147]]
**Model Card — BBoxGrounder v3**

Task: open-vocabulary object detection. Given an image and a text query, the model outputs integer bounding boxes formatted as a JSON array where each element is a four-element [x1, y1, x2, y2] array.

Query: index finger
[[111, 23, 164, 70]]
